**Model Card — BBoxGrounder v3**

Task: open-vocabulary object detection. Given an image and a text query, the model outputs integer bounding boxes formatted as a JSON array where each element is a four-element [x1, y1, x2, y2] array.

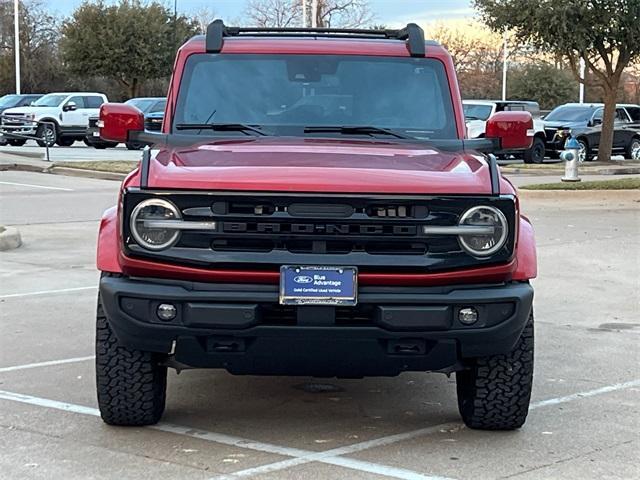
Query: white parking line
[[0, 356, 95, 373], [0, 379, 638, 480], [0, 286, 96, 299], [0, 181, 73, 192]]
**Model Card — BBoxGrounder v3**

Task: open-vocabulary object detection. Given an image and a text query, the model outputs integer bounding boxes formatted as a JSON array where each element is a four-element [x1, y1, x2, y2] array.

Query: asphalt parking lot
[[1, 170, 639, 480]]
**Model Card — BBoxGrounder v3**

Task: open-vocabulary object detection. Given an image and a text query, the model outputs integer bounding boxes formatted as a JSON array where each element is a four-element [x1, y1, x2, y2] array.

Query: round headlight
[[130, 198, 181, 250], [458, 206, 508, 257]]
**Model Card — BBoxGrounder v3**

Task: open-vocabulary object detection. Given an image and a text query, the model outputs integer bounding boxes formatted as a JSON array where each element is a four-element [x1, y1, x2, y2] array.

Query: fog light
[[459, 307, 478, 325], [157, 303, 177, 321]]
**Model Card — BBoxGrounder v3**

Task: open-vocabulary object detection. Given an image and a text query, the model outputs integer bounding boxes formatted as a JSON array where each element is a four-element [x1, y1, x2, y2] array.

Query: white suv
[[463, 100, 547, 163], [0, 92, 108, 147]]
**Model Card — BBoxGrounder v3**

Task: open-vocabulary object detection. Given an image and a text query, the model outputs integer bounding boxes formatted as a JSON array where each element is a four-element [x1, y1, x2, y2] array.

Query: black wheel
[[56, 137, 75, 147], [96, 296, 167, 426], [577, 138, 593, 162], [83, 138, 91, 146], [126, 142, 143, 150], [7, 139, 27, 147], [523, 137, 545, 164], [94, 144, 108, 150], [456, 311, 534, 430], [36, 123, 57, 147], [626, 137, 640, 160]]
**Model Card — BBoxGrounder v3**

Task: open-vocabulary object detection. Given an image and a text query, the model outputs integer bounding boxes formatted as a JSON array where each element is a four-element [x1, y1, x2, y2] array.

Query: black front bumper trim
[[99, 276, 533, 377]]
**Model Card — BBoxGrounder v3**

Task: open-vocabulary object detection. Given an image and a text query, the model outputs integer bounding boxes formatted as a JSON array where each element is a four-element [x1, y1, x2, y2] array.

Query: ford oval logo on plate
[[280, 265, 357, 306], [294, 275, 314, 284]]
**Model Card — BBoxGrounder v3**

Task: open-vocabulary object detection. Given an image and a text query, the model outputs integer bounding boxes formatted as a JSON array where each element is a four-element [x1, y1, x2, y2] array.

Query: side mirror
[[63, 101, 77, 112], [591, 117, 602, 126], [99, 103, 144, 143], [485, 111, 534, 150]]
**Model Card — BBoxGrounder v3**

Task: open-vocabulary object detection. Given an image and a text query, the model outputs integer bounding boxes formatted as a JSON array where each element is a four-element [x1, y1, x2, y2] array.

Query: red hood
[[141, 137, 502, 195]]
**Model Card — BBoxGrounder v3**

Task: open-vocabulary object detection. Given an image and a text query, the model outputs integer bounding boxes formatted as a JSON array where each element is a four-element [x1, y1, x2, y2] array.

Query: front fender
[[96, 206, 122, 273], [513, 215, 537, 280]]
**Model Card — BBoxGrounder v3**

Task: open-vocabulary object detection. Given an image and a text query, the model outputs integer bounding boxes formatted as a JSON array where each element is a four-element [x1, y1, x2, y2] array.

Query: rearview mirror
[[63, 101, 77, 112], [99, 103, 144, 143], [485, 111, 533, 150]]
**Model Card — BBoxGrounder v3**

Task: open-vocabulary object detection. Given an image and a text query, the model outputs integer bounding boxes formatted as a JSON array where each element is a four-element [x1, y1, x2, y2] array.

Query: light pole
[[579, 57, 585, 103], [501, 30, 508, 101], [14, 0, 20, 94], [311, 0, 318, 28]]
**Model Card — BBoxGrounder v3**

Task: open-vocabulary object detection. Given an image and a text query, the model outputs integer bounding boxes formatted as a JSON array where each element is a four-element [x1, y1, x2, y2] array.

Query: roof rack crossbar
[[205, 20, 426, 57]]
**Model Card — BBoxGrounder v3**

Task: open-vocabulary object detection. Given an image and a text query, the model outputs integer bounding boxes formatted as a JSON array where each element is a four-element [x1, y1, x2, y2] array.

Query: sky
[[42, 0, 477, 26]]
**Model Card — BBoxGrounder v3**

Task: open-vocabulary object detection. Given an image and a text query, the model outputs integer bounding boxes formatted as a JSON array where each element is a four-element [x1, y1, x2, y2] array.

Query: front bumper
[[0, 125, 37, 138], [99, 275, 534, 377]]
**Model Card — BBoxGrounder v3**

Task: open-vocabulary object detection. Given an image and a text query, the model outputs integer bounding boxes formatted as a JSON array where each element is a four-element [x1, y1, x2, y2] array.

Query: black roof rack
[[205, 19, 426, 57]]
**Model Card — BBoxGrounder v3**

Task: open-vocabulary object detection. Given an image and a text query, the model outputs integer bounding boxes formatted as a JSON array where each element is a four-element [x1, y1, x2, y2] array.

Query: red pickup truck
[[95, 21, 537, 430]]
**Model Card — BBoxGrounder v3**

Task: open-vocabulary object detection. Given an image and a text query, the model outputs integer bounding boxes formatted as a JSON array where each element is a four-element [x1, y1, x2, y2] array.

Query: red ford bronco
[[96, 21, 537, 430]]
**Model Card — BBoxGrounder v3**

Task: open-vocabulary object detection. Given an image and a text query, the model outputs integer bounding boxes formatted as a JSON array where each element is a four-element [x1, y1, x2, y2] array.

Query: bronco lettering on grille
[[221, 222, 417, 236]]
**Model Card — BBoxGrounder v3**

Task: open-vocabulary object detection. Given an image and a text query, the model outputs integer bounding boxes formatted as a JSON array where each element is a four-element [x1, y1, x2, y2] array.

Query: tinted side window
[[615, 108, 629, 122], [67, 96, 86, 109], [504, 104, 525, 111], [85, 96, 104, 108], [625, 107, 640, 122]]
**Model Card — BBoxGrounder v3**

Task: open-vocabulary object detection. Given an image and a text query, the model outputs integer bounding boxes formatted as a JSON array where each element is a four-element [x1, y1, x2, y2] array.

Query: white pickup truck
[[0, 92, 108, 147], [463, 100, 546, 163]]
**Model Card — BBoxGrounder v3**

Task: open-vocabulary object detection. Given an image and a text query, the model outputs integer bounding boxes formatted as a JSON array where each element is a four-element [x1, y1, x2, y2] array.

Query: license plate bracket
[[279, 266, 357, 306]]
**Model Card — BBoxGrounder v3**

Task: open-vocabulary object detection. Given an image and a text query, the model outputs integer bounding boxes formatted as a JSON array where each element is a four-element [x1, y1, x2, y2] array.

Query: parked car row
[[464, 100, 640, 163], [0, 92, 165, 149]]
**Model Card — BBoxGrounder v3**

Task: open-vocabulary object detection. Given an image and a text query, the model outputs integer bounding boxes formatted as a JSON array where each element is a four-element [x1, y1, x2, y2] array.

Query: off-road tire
[[456, 311, 534, 430], [36, 123, 57, 147], [56, 137, 75, 147], [96, 298, 167, 426], [7, 138, 27, 146], [626, 137, 640, 160], [523, 137, 545, 164]]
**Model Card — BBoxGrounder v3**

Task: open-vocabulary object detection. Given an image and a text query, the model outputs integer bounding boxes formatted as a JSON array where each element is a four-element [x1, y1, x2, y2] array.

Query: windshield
[[545, 105, 596, 123], [174, 54, 457, 139], [0, 95, 20, 108], [463, 103, 493, 121], [33, 94, 68, 107]]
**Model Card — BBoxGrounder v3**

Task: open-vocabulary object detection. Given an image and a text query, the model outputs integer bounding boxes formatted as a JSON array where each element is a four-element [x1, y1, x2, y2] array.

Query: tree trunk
[[598, 86, 617, 163], [128, 78, 139, 99]]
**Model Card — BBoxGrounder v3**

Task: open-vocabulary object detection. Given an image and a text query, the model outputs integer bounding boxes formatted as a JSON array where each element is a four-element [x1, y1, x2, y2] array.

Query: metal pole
[[311, 0, 318, 28], [302, 0, 307, 27], [14, 0, 20, 94], [501, 30, 507, 101], [579, 57, 585, 103]]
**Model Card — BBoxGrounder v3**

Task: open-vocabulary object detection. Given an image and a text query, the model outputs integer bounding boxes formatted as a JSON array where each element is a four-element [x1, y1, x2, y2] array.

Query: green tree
[[475, 0, 640, 162], [509, 64, 578, 110], [61, 0, 197, 98]]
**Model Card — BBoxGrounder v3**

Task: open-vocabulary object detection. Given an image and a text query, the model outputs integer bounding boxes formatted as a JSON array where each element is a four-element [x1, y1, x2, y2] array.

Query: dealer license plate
[[92, 131, 100, 137], [279, 266, 357, 306]]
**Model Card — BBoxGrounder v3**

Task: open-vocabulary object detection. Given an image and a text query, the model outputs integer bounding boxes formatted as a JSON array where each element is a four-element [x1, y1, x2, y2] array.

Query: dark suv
[[543, 103, 640, 161]]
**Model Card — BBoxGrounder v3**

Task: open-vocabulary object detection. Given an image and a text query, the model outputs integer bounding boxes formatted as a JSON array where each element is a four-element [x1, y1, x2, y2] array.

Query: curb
[[0, 162, 52, 173], [0, 226, 22, 251], [502, 167, 640, 175], [49, 166, 127, 181], [0, 149, 45, 160]]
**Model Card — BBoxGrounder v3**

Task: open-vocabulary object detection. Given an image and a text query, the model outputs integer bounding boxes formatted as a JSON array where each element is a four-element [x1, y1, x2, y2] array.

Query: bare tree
[[192, 5, 217, 34], [313, 0, 373, 28], [245, 0, 372, 28], [245, 0, 301, 28]]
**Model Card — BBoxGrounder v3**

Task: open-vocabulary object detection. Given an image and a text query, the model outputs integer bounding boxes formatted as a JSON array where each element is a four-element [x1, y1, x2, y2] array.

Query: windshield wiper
[[304, 125, 415, 140], [175, 123, 268, 136]]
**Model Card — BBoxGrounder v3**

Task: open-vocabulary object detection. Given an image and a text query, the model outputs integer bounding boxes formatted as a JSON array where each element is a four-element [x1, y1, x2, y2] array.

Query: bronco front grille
[[122, 190, 517, 271]]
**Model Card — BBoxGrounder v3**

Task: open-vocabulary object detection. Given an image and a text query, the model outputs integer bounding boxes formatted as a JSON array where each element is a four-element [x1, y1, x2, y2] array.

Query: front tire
[[125, 142, 143, 150], [577, 138, 592, 162], [456, 311, 534, 430], [96, 297, 167, 426], [36, 123, 57, 147], [7, 139, 27, 146], [523, 137, 545, 164]]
